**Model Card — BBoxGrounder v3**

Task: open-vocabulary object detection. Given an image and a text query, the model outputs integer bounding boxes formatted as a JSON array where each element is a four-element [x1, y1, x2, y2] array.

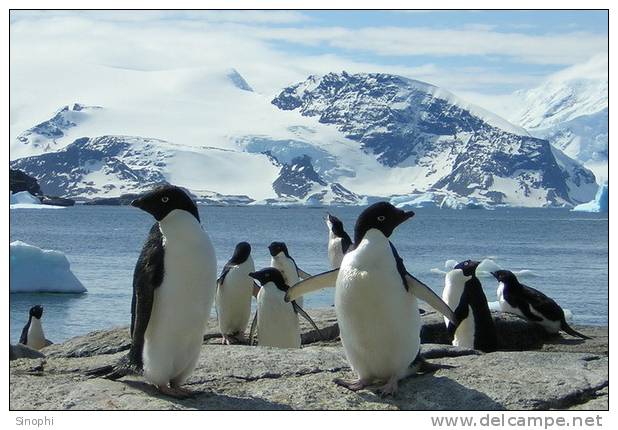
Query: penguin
[[442, 260, 498, 352], [19, 305, 52, 350], [492, 270, 590, 339], [325, 213, 352, 269], [248, 268, 322, 349], [215, 242, 257, 345], [87, 185, 217, 398], [285, 202, 457, 396], [268, 241, 309, 307]]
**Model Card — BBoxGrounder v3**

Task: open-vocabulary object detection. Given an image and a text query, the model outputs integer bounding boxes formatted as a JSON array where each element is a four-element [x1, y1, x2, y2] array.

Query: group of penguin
[[21, 184, 590, 399]]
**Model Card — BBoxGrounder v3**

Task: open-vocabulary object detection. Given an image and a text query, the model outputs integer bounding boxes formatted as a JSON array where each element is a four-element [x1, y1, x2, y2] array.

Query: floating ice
[[572, 182, 608, 213], [10, 241, 87, 293], [10, 191, 65, 209]]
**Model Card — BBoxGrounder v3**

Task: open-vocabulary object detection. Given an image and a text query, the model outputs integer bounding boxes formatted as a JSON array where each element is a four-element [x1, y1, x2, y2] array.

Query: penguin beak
[[130, 197, 145, 209], [490, 271, 499, 279], [404, 210, 415, 219], [248, 272, 261, 283]]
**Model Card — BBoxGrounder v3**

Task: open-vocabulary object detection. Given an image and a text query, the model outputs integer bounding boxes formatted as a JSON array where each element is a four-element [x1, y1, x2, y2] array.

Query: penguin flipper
[[285, 269, 339, 302], [249, 311, 258, 346], [405, 273, 457, 324], [292, 302, 325, 341], [561, 319, 591, 339]]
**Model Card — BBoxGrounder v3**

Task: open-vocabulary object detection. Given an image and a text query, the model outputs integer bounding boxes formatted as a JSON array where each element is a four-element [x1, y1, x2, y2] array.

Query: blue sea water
[[9, 205, 608, 343]]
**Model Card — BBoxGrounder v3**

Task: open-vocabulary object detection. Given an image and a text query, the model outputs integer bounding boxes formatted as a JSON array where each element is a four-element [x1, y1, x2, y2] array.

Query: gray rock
[[10, 308, 607, 410], [10, 344, 46, 361]]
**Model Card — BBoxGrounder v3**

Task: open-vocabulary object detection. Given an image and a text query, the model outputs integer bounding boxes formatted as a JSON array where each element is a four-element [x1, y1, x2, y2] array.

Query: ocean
[[9, 205, 608, 343]]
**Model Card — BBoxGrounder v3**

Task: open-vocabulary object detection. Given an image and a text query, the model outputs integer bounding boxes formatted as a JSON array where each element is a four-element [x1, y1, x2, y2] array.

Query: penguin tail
[[85, 355, 141, 380], [561, 319, 591, 340], [409, 356, 455, 376]]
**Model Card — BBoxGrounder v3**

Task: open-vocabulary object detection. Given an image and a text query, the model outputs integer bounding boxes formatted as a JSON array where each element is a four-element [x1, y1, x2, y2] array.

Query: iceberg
[[572, 182, 608, 213], [391, 193, 439, 208], [10, 191, 65, 209], [10, 241, 87, 293]]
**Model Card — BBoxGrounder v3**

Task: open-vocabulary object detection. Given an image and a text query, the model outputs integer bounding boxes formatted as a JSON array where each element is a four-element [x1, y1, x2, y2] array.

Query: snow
[[572, 182, 608, 213], [10, 241, 87, 293], [9, 191, 65, 209]]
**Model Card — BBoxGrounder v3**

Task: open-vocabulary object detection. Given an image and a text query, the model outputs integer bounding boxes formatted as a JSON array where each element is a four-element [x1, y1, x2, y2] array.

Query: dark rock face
[[10, 344, 45, 361], [15, 104, 102, 151], [9, 169, 42, 196], [40, 196, 75, 207], [83, 194, 142, 206], [10, 136, 169, 198], [272, 154, 361, 205], [272, 72, 592, 206]]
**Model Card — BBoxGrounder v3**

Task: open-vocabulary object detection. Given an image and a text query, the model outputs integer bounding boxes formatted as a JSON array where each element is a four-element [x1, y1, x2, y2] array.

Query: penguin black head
[[230, 242, 251, 264], [491, 270, 519, 286], [130, 185, 200, 222], [248, 268, 288, 292], [29, 305, 43, 319], [268, 241, 289, 258], [454, 260, 480, 277], [354, 202, 414, 244], [326, 213, 346, 237]]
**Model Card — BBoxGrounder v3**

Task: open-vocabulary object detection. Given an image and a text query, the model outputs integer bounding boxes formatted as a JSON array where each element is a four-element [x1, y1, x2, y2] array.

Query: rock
[[40, 196, 75, 207], [10, 344, 46, 361], [10, 308, 607, 410], [83, 193, 141, 206], [9, 168, 42, 196]]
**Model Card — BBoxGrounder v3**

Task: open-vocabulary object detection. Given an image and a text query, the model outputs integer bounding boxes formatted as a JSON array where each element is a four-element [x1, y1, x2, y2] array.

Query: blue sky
[[10, 10, 608, 114]]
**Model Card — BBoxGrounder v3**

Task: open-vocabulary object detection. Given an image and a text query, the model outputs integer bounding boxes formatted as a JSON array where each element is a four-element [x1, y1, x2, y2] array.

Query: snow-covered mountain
[[509, 55, 608, 183], [272, 72, 596, 207], [9, 67, 597, 207]]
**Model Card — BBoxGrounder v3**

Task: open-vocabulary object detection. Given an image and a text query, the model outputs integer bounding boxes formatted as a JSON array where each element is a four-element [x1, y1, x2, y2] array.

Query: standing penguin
[[325, 213, 352, 269], [216, 242, 256, 344], [19, 305, 52, 350], [285, 202, 456, 396], [268, 241, 309, 306], [88, 185, 217, 398], [248, 268, 322, 349], [442, 260, 498, 352], [492, 270, 590, 339]]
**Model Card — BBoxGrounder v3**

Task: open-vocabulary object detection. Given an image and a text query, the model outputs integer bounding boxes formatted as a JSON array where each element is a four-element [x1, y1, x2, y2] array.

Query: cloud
[[9, 10, 608, 120]]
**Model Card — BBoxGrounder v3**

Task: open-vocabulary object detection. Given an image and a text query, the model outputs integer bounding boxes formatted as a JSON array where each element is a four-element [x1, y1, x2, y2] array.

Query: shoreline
[[10, 308, 608, 410]]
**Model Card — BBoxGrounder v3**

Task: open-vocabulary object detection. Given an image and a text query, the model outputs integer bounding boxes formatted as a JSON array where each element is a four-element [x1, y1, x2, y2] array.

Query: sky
[[9, 10, 608, 118]]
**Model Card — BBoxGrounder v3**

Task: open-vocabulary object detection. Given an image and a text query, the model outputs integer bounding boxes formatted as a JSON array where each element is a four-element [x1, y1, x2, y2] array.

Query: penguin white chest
[[271, 254, 303, 307], [443, 271, 475, 349], [328, 234, 344, 269], [27, 318, 47, 350], [143, 212, 217, 386], [271, 255, 299, 284], [497, 282, 524, 316], [257, 286, 300, 349], [216, 259, 255, 335], [335, 230, 420, 382]]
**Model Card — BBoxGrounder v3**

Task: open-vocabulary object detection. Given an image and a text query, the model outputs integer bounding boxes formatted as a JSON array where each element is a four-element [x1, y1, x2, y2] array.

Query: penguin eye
[[161, 196, 169, 203], [377, 215, 386, 222], [464, 261, 469, 266]]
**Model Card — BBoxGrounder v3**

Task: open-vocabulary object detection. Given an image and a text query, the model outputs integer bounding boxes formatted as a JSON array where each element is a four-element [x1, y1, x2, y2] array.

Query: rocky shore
[[9, 308, 607, 410]]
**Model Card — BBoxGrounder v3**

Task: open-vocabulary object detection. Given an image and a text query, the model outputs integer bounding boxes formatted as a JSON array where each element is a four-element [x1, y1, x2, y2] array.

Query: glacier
[[572, 182, 608, 213], [10, 241, 87, 293]]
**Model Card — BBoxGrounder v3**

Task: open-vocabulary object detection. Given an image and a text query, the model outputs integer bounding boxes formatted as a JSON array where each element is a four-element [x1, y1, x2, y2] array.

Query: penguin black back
[[218, 242, 252, 285]]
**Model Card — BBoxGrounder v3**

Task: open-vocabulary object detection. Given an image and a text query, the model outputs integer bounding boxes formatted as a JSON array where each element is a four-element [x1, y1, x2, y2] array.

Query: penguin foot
[[157, 385, 195, 399], [375, 377, 399, 398], [333, 377, 371, 392]]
